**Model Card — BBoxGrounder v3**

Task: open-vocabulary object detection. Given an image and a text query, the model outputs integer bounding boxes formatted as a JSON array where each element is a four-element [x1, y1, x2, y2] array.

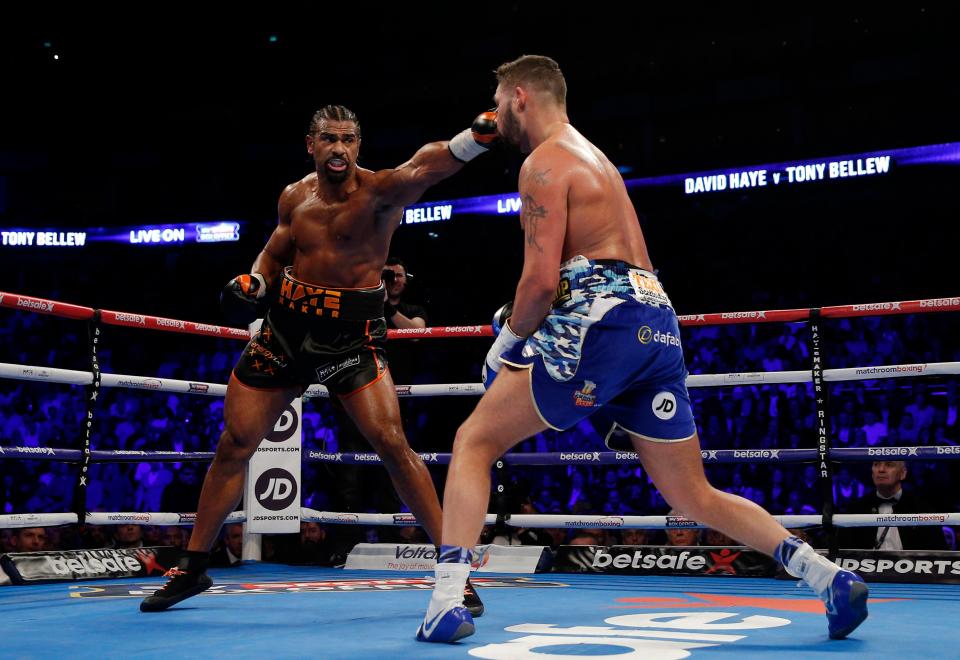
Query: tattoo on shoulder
[[521, 194, 547, 253], [526, 167, 551, 186]]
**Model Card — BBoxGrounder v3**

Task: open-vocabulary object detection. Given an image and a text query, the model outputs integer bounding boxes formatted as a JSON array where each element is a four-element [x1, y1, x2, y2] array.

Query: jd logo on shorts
[[265, 404, 299, 443], [652, 391, 677, 420], [255, 468, 298, 510]]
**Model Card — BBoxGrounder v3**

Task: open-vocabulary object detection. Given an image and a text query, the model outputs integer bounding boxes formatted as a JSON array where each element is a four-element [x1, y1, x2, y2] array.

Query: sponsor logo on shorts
[[554, 278, 572, 306], [316, 355, 360, 382], [637, 326, 653, 344], [573, 380, 598, 407], [652, 391, 677, 420], [652, 330, 681, 347]]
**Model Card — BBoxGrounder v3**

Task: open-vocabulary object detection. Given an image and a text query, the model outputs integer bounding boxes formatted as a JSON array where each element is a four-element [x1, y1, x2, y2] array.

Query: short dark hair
[[309, 105, 361, 138], [385, 257, 406, 270], [495, 55, 566, 106]]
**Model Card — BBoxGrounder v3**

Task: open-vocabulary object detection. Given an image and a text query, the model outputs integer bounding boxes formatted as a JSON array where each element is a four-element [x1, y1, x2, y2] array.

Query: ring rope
[[2, 510, 954, 530], [2, 290, 958, 338]]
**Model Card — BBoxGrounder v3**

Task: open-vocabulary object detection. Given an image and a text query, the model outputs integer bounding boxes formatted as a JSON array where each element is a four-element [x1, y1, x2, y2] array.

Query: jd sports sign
[[255, 468, 298, 510], [246, 398, 302, 533]]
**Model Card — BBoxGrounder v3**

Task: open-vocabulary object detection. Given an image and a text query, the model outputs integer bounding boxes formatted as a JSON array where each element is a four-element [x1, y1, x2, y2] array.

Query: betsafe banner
[[553, 545, 776, 577], [0, 546, 179, 584]]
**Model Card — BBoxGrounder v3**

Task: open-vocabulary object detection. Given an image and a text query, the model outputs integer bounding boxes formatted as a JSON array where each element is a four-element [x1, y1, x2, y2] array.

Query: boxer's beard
[[499, 106, 524, 149]]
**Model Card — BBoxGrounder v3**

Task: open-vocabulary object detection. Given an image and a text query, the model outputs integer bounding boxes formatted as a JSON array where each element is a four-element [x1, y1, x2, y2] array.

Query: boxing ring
[[1, 290, 960, 658]]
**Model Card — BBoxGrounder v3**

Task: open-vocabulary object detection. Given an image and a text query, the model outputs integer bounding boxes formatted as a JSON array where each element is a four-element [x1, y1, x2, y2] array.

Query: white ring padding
[[2, 510, 957, 530], [0, 513, 77, 528], [81, 511, 246, 527], [300, 507, 498, 526], [303, 382, 485, 399], [3, 362, 957, 397], [503, 513, 960, 529]]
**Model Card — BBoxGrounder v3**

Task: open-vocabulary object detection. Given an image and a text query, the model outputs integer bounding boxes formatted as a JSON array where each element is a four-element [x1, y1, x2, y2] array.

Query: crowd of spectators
[[2, 308, 958, 555]]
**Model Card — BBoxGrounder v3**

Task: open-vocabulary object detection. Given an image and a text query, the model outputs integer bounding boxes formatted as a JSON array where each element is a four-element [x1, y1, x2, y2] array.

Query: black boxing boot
[[140, 550, 213, 612], [463, 578, 484, 617]]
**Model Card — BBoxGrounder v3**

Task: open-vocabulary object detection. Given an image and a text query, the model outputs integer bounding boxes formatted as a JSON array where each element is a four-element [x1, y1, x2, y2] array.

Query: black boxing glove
[[221, 273, 268, 325], [448, 110, 498, 162]]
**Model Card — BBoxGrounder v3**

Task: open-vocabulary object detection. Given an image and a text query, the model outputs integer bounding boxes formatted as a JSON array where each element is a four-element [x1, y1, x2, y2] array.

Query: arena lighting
[[400, 140, 960, 223]]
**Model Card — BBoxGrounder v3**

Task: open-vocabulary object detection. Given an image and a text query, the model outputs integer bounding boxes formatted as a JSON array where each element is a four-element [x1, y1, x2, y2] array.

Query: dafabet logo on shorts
[[637, 325, 653, 344], [652, 391, 677, 420]]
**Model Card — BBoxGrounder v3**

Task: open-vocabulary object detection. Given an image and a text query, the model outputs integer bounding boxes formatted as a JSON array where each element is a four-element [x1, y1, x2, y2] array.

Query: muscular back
[[546, 125, 653, 270]]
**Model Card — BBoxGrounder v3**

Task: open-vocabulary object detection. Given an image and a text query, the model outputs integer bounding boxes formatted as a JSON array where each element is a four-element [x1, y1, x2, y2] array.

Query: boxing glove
[[449, 110, 498, 162], [221, 273, 268, 325]]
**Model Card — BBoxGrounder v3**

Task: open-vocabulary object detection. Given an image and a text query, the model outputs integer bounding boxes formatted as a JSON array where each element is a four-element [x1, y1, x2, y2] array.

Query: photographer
[[382, 258, 427, 331]]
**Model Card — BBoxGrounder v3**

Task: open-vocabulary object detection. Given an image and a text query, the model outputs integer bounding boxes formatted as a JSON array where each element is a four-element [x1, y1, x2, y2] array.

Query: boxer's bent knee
[[215, 426, 261, 463], [368, 426, 411, 464], [453, 422, 498, 466]]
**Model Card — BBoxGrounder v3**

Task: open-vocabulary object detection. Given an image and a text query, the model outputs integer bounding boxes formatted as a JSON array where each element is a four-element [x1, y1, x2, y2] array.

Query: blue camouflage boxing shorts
[[500, 255, 696, 449]]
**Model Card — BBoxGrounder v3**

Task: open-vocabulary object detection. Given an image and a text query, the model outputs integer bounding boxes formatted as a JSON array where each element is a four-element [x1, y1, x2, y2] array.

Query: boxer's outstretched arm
[[510, 149, 569, 336], [375, 141, 465, 208], [251, 184, 297, 286], [376, 111, 497, 208]]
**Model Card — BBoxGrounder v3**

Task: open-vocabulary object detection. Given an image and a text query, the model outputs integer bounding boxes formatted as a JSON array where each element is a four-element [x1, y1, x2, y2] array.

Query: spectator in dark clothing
[[841, 461, 947, 550]]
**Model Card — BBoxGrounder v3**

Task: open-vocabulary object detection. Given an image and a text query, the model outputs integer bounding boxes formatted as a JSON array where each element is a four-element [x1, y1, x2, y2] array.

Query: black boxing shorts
[[232, 267, 388, 398]]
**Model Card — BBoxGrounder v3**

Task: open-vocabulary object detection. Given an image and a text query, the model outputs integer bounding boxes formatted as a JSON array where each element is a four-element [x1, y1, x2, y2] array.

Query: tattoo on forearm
[[521, 194, 547, 252]]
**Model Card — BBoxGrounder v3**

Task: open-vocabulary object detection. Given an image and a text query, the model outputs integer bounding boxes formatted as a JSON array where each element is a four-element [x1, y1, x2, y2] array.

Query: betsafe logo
[[255, 468, 298, 510], [265, 404, 299, 443]]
